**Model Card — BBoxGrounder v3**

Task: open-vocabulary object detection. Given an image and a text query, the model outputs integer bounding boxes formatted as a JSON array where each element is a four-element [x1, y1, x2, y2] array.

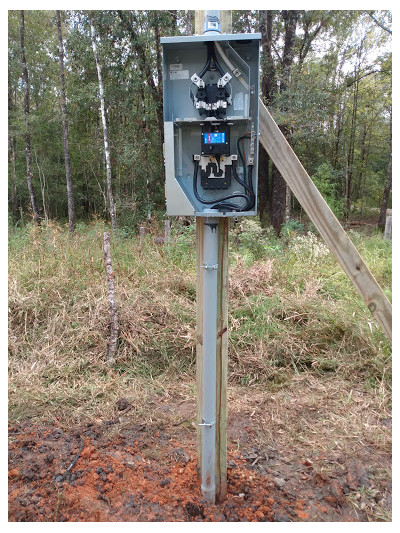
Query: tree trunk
[[285, 184, 291, 223], [345, 42, 364, 217], [90, 22, 117, 230], [345, 80, 358, 216], [333, 97, 346, 169], [8, 82, 18, 218], [281, 11, 299, 93], [57, 10, 75, 234], [258, 10, 275, 227], [378, 107, 392, 231], [269, 166, 286, 232], [185, 10, 193, 35], [153, 16, 164, 144], [8, 132, 18, 218], [103, 232, 119, 364], [34, 148, 49, 225], [354, 120, 370, 207], [20, 10, 40, 226], [257, 144, 270, 226], [268, 11, 298, 235]]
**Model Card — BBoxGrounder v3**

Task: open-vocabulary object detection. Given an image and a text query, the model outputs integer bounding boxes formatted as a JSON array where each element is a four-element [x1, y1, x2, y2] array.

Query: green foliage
[[281, 219, 304, 239], [8, 10, 392, 230], [232, 218, 269, 264], [165, 224, 196, 272], [311, 163, 345, 217]]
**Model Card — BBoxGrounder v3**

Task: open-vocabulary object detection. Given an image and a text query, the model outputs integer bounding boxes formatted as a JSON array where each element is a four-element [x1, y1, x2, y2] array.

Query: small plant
[[232, 218, 268, 265], [291, 231, 330, 263], [282, 219, 304, 240]]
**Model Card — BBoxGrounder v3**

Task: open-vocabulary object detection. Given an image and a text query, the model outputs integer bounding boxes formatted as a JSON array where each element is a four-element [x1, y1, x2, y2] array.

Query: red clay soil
[[8, 418, 384, 522]]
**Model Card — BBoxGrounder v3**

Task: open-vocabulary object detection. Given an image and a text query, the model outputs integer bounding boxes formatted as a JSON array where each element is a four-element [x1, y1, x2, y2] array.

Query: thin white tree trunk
[[285, 184, 291, 224], [20, 10, 40, 226], [90, 22, 117, 230], [34, 148, 48, 225], [103, 232, 119, 364], [57, 10, 75, 234]]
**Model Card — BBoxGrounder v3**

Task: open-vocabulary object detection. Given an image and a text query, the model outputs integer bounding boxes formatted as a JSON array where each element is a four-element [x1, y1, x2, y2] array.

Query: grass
[[8, 217, 391, 428]]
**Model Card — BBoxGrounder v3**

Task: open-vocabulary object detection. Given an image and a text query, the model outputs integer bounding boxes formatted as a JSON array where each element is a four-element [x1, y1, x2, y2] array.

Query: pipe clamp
[[201, 263, 218, 270], [198, 418, 216, 428]]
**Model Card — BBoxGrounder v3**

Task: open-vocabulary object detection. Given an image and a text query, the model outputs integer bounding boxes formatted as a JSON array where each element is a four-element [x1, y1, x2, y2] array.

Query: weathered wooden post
[[384, 215, 392, 241], [258, 100, 392, 340], [139, 226, 146, 245], [164, 218, 171, 243]]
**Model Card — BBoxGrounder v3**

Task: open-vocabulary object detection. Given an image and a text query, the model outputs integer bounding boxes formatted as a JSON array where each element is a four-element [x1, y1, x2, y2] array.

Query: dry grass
[[8, 219, 391, 435]]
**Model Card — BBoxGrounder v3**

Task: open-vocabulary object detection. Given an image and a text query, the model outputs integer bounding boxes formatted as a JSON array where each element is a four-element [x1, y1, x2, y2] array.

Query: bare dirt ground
[[8, 375, 391, 522]]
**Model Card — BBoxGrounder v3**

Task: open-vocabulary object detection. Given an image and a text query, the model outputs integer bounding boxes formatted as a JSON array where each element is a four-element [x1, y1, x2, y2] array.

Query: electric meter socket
[[161, 33, 261, 217]]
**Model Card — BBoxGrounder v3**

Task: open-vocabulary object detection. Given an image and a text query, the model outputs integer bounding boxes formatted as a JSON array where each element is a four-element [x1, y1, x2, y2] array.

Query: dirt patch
[[8, 415, 389, 522]]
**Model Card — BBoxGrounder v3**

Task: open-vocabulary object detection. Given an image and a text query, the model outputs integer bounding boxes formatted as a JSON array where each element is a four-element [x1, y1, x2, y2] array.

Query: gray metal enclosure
[[161, 33, 261, 217]]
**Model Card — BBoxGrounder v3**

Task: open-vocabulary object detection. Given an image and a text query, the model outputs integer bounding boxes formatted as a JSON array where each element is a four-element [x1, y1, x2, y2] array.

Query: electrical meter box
[[161, 33, 261, 217]]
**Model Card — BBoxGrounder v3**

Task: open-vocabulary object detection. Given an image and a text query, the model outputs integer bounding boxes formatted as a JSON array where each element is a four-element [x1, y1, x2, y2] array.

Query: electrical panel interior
[[161, 33, 261, 217]]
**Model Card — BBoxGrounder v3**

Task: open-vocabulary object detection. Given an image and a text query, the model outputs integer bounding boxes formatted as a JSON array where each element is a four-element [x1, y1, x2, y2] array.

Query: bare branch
[[369, 11, 392, 35]]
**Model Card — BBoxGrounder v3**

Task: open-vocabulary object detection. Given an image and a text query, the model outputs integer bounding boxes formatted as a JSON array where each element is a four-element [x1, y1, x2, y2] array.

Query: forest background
[[7, 9, 392, 234]]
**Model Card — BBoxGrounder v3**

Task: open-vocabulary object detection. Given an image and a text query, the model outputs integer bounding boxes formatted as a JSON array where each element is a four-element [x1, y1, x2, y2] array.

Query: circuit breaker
[[161, 33, 261, 217]]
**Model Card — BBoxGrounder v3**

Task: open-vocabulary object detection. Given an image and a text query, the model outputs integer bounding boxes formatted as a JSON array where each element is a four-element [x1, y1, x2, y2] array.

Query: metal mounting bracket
[[201, 263, 218, 270], [198, 418, 216, 428]]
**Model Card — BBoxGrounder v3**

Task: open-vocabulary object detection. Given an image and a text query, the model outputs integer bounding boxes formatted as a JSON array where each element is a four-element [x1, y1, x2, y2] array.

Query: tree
[[90, 16, 117, 230], [57, 10, 75, 234], [20, 10, 40, 225], [8, 80, 18, 218], [378, 105, 392, 231], [258, 10, 300, 234]]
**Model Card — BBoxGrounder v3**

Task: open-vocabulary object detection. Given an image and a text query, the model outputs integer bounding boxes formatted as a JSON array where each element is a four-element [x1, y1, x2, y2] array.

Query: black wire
[[246, 165, 255, 210], [192, 159, 250, 211], [231, 160, 255, 210], [233, 136, 256, 210], [211, 45, 225, 76], [199, 42, 224, 78], [199, 43, 212, 78], [236, 136, 255, 208], [237, 135, 251, 184]]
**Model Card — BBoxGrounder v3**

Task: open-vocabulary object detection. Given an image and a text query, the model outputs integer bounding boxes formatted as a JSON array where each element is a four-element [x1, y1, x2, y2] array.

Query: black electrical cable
[[235, 135, 256, 210], [198, 42, 224, 78], [210, 45, 225, 76], [236, 135, 256, 208], [192, 159, 250, 211], [245, 165, 255, 210], [231, 160, 255, 210], [199, 43, 212, 78], [237, 135, 251, 184]]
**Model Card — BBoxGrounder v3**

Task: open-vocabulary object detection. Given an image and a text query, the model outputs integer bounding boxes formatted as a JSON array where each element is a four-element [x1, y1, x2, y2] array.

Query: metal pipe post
[[195, 9, 230, 503], [200, 216, 219, 502]]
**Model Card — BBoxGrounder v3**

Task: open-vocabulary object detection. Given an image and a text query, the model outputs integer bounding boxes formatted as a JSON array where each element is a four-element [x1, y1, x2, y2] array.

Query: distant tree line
[[8, 10, 392, 234]]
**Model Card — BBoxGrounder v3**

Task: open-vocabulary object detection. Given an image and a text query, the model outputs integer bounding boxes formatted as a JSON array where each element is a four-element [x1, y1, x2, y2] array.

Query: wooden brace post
[[258, 100, 392, 341]]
